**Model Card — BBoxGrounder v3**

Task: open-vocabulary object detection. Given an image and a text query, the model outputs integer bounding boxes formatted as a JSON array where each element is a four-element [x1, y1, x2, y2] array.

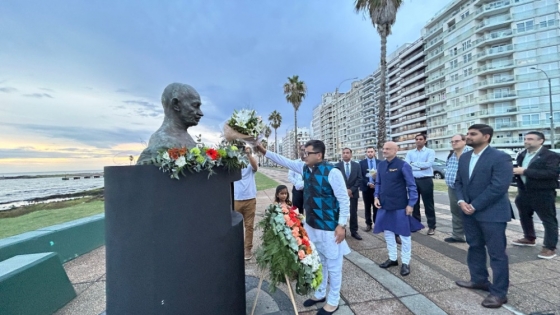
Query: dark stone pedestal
[[104, 165, 245, 315]]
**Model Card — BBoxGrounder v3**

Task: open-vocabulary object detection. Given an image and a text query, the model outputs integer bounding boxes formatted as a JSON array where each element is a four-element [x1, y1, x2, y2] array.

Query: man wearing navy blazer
[[454, 124, 513, 309], [337, 148, 363, 240], [359, 147, 382, 231]]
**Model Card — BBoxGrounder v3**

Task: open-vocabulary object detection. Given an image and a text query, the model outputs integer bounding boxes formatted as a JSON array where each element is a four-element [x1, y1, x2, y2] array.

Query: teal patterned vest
[[303, 161, 340, 231]]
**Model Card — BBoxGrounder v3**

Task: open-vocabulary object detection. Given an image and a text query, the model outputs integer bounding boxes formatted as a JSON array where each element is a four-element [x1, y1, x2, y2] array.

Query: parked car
[[432, 161, 447, 179]]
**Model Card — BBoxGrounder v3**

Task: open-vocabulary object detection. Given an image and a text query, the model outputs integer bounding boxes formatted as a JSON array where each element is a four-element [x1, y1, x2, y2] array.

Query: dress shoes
[[379, 259, 398, 268], [444, 237, 466, 243], [481, 294, 507, 308], [351, 232, 363, 240], [455, 280, 490, 291], [317, 306, 339, 315], [400, 263, 410, 276], [303, 297, 326, 307], [363, 225, 372, 232], [395, 235, 402, 245]]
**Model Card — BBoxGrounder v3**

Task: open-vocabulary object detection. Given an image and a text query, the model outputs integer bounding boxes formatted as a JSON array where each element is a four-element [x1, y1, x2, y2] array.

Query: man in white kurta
[[256, 140, 350, 315]]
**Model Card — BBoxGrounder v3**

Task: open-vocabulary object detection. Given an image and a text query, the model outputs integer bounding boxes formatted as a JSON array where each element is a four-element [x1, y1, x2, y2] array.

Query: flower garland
[[255, 203, 322, 295], [152, 143, 248, 179]]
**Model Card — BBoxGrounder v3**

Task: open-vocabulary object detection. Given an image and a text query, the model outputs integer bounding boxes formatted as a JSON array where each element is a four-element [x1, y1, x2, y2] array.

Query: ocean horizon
[[0, 169, 103, 177]]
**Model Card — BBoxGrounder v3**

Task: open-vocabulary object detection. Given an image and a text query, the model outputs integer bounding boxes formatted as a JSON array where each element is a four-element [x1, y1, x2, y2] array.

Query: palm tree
[[268, 110, 282, 154], [355, 0, 403, 151], [283, 75, 307, 159], [263, 125, 272, 166]]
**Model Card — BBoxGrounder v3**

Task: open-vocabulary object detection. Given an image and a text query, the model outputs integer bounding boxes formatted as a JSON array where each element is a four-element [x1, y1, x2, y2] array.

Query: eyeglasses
[[450, 140, 463, 144], [303, 151, 319, 157]]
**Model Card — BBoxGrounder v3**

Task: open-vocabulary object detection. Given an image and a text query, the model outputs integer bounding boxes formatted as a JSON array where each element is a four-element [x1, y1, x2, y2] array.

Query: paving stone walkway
[[55, 167, 560, 315]]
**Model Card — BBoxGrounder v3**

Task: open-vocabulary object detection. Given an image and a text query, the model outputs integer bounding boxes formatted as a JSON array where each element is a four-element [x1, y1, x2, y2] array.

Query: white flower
[[162, 152, 170, 161], [175, 156, 187, 167]]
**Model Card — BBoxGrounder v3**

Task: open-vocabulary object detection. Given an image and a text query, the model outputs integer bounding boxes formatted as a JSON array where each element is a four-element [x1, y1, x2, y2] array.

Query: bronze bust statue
[[137, 83, 204, 164]]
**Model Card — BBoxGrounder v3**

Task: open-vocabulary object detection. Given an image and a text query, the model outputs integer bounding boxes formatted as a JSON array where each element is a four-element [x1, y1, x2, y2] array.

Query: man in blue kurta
[[374, 141, 421, 276], [255, 140, 350, 315]]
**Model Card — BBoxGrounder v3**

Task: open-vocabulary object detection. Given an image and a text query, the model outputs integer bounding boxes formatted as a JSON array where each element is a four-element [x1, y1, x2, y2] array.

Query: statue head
[[161, 83, 203, 128]]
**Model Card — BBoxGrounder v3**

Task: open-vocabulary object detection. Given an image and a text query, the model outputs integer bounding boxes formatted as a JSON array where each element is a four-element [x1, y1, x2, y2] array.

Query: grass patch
[[0, 199, 104, 239], [255, 172, 279, 191]]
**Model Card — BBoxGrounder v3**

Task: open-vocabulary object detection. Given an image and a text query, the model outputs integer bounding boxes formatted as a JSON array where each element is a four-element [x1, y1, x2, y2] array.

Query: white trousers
[[384, 230, 411, 264], [314, 249, 344, 306]]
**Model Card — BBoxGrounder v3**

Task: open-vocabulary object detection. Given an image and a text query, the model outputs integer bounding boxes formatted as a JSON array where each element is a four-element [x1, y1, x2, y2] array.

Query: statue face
[[172, 92, 203, 128]]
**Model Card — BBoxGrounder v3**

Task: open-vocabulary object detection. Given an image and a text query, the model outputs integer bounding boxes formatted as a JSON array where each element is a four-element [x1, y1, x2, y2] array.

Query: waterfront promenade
[[55, 168, 560, 315]]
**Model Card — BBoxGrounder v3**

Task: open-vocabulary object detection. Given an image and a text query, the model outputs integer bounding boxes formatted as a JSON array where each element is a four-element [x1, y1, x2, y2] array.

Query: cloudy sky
[[0, 0, 450, 173]]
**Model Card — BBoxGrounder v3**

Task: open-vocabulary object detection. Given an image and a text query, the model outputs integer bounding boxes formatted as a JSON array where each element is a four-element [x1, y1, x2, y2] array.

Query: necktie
[[345, 163, 350, 178], [369, 159, 373, 183]]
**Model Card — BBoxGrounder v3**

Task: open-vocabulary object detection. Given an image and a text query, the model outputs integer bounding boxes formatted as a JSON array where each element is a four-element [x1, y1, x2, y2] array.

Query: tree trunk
[[378, 26, 388, 153], [274, 129, 278, 153], [294, 108, 298, 159]]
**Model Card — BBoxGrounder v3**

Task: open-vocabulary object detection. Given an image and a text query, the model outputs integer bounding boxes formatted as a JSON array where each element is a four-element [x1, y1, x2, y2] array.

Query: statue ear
[[171, 98, 181, 111]]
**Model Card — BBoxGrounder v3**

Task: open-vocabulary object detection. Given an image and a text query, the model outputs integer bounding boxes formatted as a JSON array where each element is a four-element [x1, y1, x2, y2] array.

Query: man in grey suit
[[454, 124, 513, 309], [337, 148, 362, 240]]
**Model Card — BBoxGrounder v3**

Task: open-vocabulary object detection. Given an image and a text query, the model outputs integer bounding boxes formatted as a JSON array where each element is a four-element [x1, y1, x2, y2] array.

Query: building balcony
[[391, 124, 428, 137], [516, 37, 560, 52], [512, 4, 557, 21], [424, 23, 443, 40], [400, 50, 424, 68], [478, 92, 517, 103], [425, 47, 444, 63], [427, 97, 446, 106], [474, 0, 512, 19], [426, 71, 445, 84], [477, 44, 514, 61], [401, 82, 425, 98], [473, 29, 513, 48], [517, 53, 560, 68], [430, 143, 452, 150], [425, 81, 445, 95], [512, 19, 559, 36], [478, 75, 515, 89], [491, 137, 523, 146], [477, 61, 514, 76], [475, 15, 512, 33], [425, 34, 444, 50], [391, 115, 426, 128], [401, 62, 425, 78], [425, 60, 445, 74], [494, 120, 555, 131]]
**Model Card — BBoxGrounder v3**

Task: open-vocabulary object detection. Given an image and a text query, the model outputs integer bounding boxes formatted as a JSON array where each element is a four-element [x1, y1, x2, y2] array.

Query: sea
[[0, 170, 104, 210]]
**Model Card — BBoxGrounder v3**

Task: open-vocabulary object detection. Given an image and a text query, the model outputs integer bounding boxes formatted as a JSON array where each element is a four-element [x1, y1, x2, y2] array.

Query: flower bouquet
[[365, 168, 377, 179], [223, 109, 267, 146], [255, 203, 322, 296], [151, 143, 248, 179]]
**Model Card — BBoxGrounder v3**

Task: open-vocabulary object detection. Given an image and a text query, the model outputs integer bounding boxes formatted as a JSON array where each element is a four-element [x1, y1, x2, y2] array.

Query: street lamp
[[334, 77, 358, 161], [530, 67, 555, 148]]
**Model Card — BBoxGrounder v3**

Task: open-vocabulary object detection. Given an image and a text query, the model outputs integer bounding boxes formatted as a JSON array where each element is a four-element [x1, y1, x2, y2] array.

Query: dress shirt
[[445, 146, 472, 188], [367, 158, 377, 183], [288, 169, 304, 190], [233, 164, 257, 200], [469, 145, 489, 178], [521, 146, 542, 184], [405, 147, 435, 178], [265, 151, 349, 226]]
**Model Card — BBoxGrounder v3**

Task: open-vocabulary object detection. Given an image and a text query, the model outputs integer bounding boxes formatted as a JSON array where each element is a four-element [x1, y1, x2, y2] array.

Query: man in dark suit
[[359, 147, 381, 231], [512, 131, 559, 259], [454, 124, 513, 309], [337, 147, 362, 240]]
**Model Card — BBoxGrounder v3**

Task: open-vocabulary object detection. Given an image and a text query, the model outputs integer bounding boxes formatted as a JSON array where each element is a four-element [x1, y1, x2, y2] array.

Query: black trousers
[[515, 190, 558, 250], [350, 197, 358, 233], [292, 187, 304, 215], [463, 216, 509, 299], [413, 177, 436, 229], [362, 187, 377, 226]]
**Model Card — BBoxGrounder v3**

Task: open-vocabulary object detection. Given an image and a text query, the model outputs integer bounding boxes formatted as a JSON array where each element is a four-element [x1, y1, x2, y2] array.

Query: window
[[450, 98, 460, 107], [463, 67, 473, 76], [460, 10, 470, 20], [462, 40, 471, 51], [516, 20, 534, 32], [521, 114, 540, 126], [449, 47, 458, 56], [495, 117, 511, 128], [463, 53, 472, 63], [545, 112, 560, 122], [450, 59, 458, 69], [464, 93, 474, 104], [494, 88, 510, 98], [451, 73, 459, 81]]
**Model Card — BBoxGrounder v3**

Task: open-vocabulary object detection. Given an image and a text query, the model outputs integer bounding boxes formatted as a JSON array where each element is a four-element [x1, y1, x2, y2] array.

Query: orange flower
[[168, 148, 180, 160], [306, 247, 312, 255], [178, 147, 187, 156]]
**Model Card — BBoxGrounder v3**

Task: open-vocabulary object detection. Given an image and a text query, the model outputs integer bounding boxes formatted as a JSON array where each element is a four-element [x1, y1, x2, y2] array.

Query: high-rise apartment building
[[386, 39, 428, 154], [423, 0, 560, 158], [317, 82, 364, 161], [282, 127, 311, 159], [311, 103, 323, 140]]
